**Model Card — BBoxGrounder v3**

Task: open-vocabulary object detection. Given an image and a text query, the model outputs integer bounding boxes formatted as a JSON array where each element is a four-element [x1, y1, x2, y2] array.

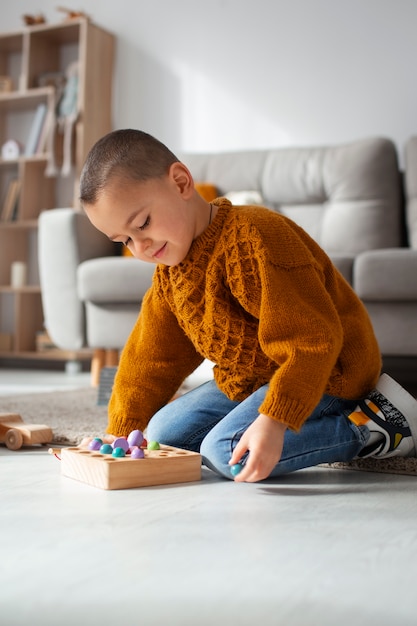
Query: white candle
[[11, 262, 27, 288]]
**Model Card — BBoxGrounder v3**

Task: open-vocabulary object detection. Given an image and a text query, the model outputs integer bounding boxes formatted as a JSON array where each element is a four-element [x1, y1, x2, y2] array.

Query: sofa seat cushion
[[354, 249, 417, 300], [77, 257, 154, 303]]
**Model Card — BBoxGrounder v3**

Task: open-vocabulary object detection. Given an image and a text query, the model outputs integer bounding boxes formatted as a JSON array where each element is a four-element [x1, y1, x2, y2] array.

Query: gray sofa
[[38, 136, 417, 385]]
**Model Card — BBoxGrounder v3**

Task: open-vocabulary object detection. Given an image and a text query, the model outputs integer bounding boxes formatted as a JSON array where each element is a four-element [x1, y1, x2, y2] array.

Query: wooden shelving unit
[[0, 18, 114, 364]]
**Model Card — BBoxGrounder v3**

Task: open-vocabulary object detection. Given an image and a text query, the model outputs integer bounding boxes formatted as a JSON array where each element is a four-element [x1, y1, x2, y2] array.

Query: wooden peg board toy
[[59, 445, 202, 490], [0, 413, 53, 450]]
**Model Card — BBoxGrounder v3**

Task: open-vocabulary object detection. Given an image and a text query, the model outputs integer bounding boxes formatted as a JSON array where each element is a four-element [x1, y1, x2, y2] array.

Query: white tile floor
[[1, 367, 417, 626]]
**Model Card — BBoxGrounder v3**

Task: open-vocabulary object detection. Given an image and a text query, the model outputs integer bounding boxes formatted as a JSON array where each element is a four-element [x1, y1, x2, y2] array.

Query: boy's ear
[[169, 162, 194, 198]]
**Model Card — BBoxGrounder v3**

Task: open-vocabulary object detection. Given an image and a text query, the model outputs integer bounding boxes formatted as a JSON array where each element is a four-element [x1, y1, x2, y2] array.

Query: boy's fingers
[[228, 439, 247, 466], [233, 454, 257, 482], [234, 456, 271, 483]]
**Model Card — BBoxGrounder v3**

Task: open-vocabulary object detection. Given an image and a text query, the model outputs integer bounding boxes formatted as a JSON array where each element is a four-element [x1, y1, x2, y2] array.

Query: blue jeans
[[147, 380, 369, 480]]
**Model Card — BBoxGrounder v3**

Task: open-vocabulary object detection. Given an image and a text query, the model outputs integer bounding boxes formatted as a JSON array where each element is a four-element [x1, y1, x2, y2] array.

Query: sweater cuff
[[258, 394, 310, 432], [107, 414, 148, 438]]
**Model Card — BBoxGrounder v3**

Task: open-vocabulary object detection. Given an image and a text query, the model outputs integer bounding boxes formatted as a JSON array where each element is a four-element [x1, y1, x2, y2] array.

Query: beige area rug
[[0, 387, 107, 446], [322, 457, 417, 477], [1, 387, 417, 475]]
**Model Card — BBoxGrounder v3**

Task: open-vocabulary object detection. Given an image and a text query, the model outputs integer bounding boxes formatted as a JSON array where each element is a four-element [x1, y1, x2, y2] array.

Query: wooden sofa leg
[[105, 349, 119, 367], [91, 348, 120, 387], [91, 348, 105, 387]]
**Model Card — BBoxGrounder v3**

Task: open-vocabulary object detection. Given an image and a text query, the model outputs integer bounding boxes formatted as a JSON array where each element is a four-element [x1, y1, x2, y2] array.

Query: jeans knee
[[200, 433, 233, 480], [146, 412, 177, 447]]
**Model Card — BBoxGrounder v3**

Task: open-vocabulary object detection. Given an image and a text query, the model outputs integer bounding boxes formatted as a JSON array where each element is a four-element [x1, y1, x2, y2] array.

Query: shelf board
[[0, 348, 93, 361], [0, 154, 49, 167], [0, 86, 54, 111], [0, 220, 38, 229], [0, 285, 41, 293]]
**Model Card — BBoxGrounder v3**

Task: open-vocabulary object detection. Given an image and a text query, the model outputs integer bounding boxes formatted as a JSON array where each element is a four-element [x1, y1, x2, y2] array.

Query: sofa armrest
[[405, 137, 417, 248], [354, 248, 417, 300], [38, 208, 116, 350], [77, 257, 155, 303]]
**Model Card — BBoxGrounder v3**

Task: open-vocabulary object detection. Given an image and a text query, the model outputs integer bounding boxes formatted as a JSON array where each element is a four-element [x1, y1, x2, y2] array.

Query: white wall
[[2, 0, 417, 159]]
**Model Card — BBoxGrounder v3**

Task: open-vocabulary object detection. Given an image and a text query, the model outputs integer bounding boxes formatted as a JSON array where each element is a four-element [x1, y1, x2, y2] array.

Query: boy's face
[[84, 163, 203, 266]]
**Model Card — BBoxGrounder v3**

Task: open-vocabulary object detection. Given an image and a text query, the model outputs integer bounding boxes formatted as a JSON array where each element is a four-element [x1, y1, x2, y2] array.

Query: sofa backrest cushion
[[181, 137, 402, 255]]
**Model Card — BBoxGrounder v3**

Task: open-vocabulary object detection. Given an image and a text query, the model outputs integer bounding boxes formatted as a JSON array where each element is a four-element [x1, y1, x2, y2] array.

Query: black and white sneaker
[[348, 373, 417, 459]]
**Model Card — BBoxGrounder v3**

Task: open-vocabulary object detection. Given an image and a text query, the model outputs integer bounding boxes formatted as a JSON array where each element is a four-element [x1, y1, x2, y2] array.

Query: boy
[[80, 129, 417, 483]]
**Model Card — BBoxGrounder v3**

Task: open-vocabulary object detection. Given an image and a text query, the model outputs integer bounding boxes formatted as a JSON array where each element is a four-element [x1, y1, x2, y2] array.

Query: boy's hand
[[229, 414, 286, 483]]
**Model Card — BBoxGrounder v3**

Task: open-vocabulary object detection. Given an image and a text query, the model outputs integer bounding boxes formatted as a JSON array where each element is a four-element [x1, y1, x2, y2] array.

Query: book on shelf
[[1, 179, 21, 222], [35, 106, 54, 155], [25, 103, 48, 157]]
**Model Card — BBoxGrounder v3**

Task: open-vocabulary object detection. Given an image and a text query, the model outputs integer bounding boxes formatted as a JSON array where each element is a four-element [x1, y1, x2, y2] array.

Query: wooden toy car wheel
[[5, 428, 23, 450]]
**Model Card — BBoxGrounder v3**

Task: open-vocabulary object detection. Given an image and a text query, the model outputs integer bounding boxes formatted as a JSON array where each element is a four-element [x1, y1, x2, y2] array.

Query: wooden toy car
[[0, 413, 53, 450]]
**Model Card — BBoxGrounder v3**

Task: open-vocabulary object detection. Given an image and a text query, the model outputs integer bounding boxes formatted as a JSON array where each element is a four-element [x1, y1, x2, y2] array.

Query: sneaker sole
[[376, 373, 417, 453]]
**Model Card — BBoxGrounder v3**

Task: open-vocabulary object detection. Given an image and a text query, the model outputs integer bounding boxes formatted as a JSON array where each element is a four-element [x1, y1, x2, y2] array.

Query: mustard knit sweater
[[108, 197, 381, 436]]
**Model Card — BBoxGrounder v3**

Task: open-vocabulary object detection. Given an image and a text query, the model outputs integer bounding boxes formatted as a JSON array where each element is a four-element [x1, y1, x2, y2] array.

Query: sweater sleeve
[[107, 285, 204, 436], [256, 261, 344, 430], [225, 216, 346, 431]]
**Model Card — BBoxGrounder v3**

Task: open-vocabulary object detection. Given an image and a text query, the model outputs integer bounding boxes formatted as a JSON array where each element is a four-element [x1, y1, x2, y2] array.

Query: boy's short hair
[[79, 129, 179, 205]]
